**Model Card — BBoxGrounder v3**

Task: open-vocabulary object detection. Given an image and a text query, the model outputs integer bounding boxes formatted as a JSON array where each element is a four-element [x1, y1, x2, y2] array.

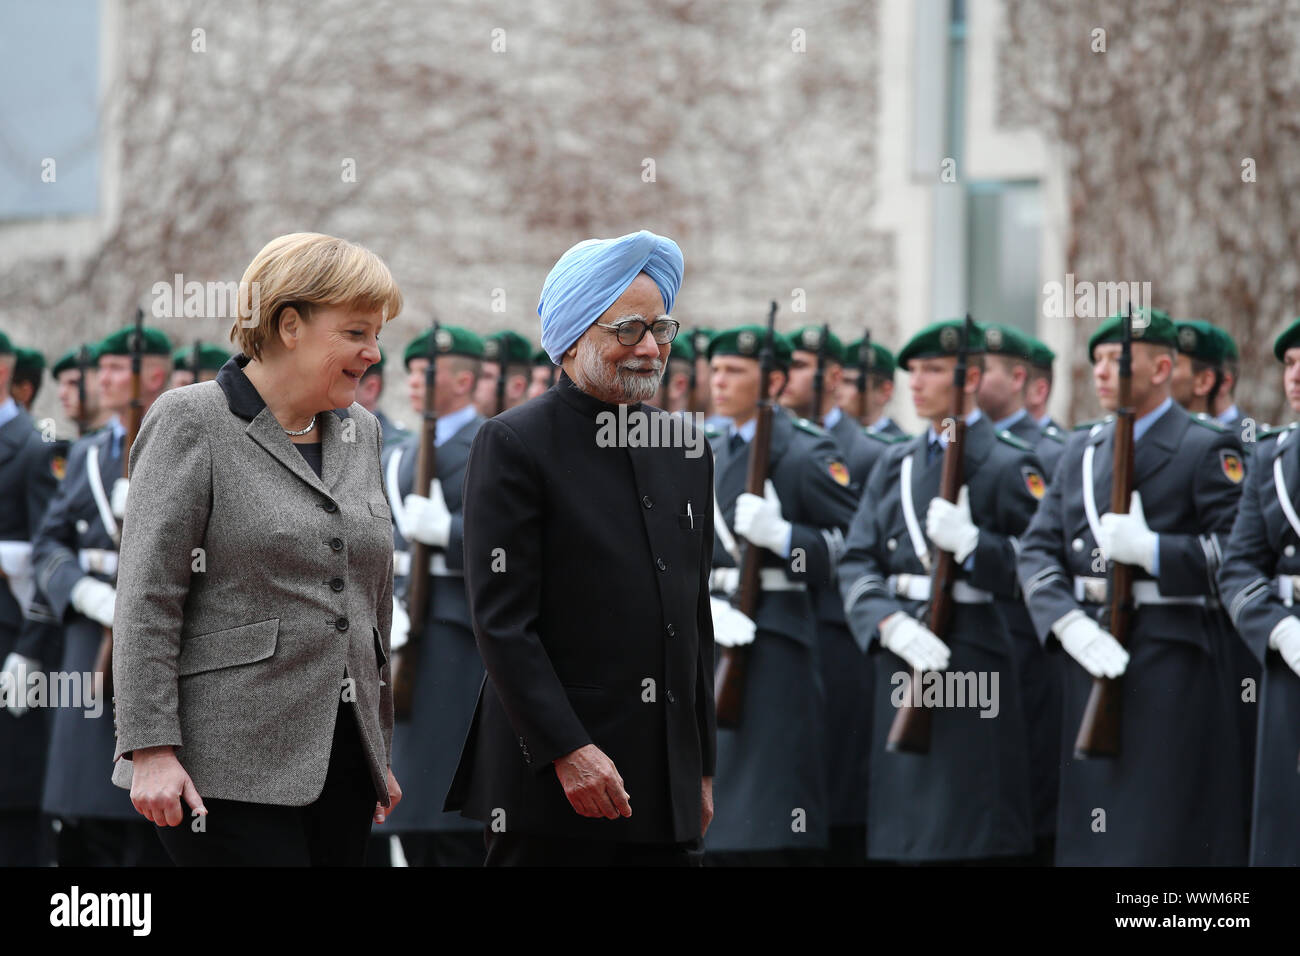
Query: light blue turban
[[538, 229, 684, 364]]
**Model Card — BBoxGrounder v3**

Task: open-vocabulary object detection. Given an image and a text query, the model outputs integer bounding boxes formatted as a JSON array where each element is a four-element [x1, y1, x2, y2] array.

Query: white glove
[[70, 576, 116, 628], [925, 485, 979, 564], [390, 595, 411, 652], [0, 540, 35, 615], [110, 477, 129, 521], [1, 653, 36, 718], [733, 479, 792, 555], [710, 597, 756, 648], [1052, 609, 1129, 679], [879, 612, 950, 672], [1269, 616, 1300, 679], [1098, 491, 1157, 574], [403, 478, 451, 548]]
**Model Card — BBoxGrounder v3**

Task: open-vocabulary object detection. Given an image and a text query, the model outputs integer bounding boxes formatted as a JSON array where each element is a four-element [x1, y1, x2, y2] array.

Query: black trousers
[[155, 705, 377, 866], [484, 829, 703, 867]]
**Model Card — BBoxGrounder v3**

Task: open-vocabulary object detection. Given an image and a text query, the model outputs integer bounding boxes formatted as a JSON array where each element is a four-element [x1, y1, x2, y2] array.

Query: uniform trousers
[[155, 703, 377, 866]]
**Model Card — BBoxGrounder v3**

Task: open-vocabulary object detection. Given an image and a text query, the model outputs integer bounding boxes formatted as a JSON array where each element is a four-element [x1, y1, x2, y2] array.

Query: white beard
[[573, 335, 663, 403]]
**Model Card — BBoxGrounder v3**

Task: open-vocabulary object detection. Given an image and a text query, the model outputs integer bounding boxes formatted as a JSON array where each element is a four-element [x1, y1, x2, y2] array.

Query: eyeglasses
[[594, 317, 679, 347]]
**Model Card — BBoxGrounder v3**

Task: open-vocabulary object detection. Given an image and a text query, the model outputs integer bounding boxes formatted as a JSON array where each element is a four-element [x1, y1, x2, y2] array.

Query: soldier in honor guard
[[1025, 336, 1065, 434], [1218, 317, 1300, 865], [978, 323, 1065, 479], [474, 330, 533, 417], [10, 348, 46, 413], [31, 323, 175, 866], [353, 344, 412, 452], [52, 344, 110, 436], [1171, 319, 1247, 437], [0, 332, 62, 865], [840, 337, 906, 439], [167, 342, 231, 391], [526, 347, 556, 401], [382, 325, 487, 866], [1017, 309, 1249, 865], [838, 319, 1041, 864], [703, 325, 859, 865], [688, 328, 718, 422]]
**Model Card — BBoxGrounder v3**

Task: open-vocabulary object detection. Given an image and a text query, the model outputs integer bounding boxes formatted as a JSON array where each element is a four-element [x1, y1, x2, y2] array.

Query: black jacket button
[[335, 616, 349, 632], [330, 537, 344, 551], [330, 577, 345, 592]]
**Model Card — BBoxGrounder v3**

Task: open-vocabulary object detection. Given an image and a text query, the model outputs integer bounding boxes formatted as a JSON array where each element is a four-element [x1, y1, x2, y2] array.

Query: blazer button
[[335, 616, 349, 632], [330, 577, 345, 592], [642, 495, 653, 509], [666, 623, 675, 637], [321, 501, 338, 513], [656, 558, 667, 571], [330, 537, 344, 551]]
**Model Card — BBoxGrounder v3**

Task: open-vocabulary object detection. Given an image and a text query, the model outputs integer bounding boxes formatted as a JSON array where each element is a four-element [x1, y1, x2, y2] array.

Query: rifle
[[886, 314, 974, 754], [857, 329, 872, 426], [714, 301, 779, 729], [1074, 305, 1135, 758], [812, 322, 829, 422], [75, 345, 91, 435], [94, 307, 146, 697], [392, 319, 440, 720]]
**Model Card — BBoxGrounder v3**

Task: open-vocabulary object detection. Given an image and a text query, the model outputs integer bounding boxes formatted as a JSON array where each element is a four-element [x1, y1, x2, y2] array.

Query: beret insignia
[[940, 326, 959, 351]]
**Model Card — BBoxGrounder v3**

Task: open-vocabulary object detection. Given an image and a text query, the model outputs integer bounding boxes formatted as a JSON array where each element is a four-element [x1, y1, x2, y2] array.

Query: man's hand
[[130, 745, 205, 828], [110, 477, 129, 521], [701, 776, 713, 836], [1, 653, 37, 717], [879, 612, 950, 672], [1270, 616, 1300, 679], [404, 478, 452, 548], [1098, 491, 1158, 574], [1052, 609, 1129, 678], [553, 743, 631, 820], [710, 596, 756, 647], [925, 485, 979, 563], [70, 576, 116, 628], [375, 768, 402, 824], [733, 479, 792, 554]]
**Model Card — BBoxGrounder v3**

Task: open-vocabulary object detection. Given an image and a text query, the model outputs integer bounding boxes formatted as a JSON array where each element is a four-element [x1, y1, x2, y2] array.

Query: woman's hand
[[374, 767, 402, 824], [129, 745, 206, 828]]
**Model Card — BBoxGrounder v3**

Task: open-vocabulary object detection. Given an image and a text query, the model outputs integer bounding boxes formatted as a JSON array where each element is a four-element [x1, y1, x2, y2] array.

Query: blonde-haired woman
[[110, 232, 404, 865]]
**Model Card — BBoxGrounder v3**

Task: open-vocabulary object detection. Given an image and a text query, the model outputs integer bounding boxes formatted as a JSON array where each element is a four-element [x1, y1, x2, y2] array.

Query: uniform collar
[[993, 407, 1028, 431], [1134, 396, 1173, 443], [867, 415, 894, 434], [822, 405, 843, 430], [1216, 403, 1241, 426], [1033, 412, 1053, 429], [729, 417, 758, 443], [436, 403, 478, 447], [0, 396, 18, 430], [926, 408, 982, 446], [216, 353, 349, 423]]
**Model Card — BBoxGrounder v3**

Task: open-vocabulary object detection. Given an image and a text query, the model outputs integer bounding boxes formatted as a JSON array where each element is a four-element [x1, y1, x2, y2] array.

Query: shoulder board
[[793, 417, 827, 437], [703, 424, 724, 440], [1190, 411, 1228, 432], [862, 428, 907, 445], [1260, 422, 1297, 441], [1073, 418, 1101, 432], [1040, 424, 1066, 444], [996, 429, 1032, 451]]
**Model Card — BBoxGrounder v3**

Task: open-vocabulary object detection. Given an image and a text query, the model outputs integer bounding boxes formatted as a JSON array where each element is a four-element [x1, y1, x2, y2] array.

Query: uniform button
[[335, 616, 349, 632], [330, 537, 344, 551], [886, 538, 897, 551], [666, 690, 676, 703], [1287, 545, 1296, 558], [321, 501, 338, 513], [330, 577, 345, 592], [656, 558, 667, 571], [666, 623, 676, 637], [642, 495, 653, 509], [1071, 538, 1084, 552]]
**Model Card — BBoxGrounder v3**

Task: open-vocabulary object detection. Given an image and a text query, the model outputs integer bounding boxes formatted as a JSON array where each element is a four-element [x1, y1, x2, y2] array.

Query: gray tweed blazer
[[109, 368, 394, 807]]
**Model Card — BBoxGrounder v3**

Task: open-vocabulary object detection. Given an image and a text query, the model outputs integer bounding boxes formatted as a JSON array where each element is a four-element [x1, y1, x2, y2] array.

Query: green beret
[[52, 345, 99, 377], [1027, 336, 1056, 370], [689, 328, 715, 357], [707, 325, 793, 368], [532, 347, 552, 367], [172, 343, 232, 372], [669, 333, 695, 364], [981, 323, 1036, 362], [897, 318, 986, 367], [96, 325, 173, 357], [1273, 318, 1300, 361], [403, 325, 484, 367], [844, 338, 897, 378], [1173, 320, 1234, 366], [789, 325, 845, 364], [13, 347, 45, 373], [1087, 308, 1176, 361], [483, 330, 533, 365], [0, 331, 12, 355]]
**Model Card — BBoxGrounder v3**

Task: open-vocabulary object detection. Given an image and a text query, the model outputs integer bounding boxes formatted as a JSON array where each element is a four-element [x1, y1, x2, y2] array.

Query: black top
[[293, 440, 323, 477]]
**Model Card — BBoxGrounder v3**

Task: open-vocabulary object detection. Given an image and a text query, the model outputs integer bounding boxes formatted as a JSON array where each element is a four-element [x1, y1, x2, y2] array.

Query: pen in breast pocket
[[687, 501, 694, 529]]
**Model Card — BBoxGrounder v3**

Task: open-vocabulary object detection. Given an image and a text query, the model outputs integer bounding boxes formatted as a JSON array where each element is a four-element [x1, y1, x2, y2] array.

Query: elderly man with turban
[[444, 230, 717, 865]]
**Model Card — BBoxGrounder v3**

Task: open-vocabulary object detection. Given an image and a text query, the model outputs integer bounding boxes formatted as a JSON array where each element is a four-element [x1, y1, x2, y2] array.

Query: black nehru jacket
[[445, 372, 716, 843]]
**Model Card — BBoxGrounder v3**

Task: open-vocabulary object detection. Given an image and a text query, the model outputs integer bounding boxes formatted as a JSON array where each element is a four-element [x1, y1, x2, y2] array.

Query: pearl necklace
[[283, 414, 317, 436]]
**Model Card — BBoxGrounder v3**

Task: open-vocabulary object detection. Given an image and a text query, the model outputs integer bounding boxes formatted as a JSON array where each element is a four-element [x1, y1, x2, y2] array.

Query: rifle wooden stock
[[392, 330, 439, 720], [1074, 353, 1135, 759]]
